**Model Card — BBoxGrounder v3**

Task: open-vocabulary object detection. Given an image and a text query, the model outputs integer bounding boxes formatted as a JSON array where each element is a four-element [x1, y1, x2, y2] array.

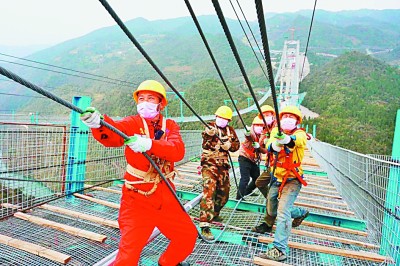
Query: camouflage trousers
[[199, 162, 230, 226]]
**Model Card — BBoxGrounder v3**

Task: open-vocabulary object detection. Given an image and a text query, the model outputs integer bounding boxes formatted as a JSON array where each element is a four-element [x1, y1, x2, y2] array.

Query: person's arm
[[288, 130, 307, 150], [228, 127, 240, 152], [91, 115, 131, 147], [201, 124, 216, 150]]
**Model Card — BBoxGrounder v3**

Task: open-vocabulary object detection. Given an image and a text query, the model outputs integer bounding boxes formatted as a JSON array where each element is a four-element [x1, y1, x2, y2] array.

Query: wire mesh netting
[[0, 120, 398, 265]]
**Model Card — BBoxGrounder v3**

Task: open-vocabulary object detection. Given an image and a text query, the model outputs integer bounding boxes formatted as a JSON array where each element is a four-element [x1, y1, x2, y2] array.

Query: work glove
[[271, 141, 283, 152], [80, 107, 103, 128], [220, 141, 231, 151], [244, 126, 251, 137], [252, 142, 260, 149], [205, 127, 217, 136], [275, 132, 291, 145], [125, 135, 152, 153]]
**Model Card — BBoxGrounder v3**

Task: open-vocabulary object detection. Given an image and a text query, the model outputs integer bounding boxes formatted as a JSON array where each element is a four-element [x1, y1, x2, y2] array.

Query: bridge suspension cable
[[300, 0, 318, 81], [234, 0, 266, 62], [254, 0, 281, 132], [228, 0, 269, 82], [184, 0, 246, 128], [0, 59, 132, 87], [0, 65, 187, 225], [0, 52, 135, 86], [211, 0, 268, 127], [97, 0, 251, 241]]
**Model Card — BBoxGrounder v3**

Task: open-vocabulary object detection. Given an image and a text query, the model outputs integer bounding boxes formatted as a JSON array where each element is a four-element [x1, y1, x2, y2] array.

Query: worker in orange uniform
[[253, 105, 277, 197], [199, 106, 240, 240], [259, 106, 309, 262], [236, 115, 268, 200], [80, 80, 197, 266]]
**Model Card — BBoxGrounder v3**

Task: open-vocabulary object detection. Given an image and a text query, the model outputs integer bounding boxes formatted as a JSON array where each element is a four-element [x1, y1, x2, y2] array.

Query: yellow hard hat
[[133, 80, 168, 106], [258, 105, 275, 119], [252, 116, 263, 125], [215, 106, 233, 120], [280, 106, 303, 123]]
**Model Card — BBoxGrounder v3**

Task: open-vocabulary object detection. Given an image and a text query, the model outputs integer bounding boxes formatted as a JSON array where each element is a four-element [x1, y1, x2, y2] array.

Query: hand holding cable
[[205, 126, 217, 136], [275, 132, 291, 145], [220, 141, 231, 151], [80, 107, 103, 128], [124, 135, 152, 153], [252, 142, 260, 149]]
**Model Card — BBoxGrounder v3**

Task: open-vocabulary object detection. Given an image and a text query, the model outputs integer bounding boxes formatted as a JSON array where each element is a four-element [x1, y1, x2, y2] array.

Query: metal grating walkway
[[0, 151, 393, 265]]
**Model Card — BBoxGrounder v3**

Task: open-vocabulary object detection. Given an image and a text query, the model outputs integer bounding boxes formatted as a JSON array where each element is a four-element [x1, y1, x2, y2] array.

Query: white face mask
[[215, 117, 229, 128], [281, 118, 298, 131], [264, 116, 274, 125], [253, 125, 263, 135], [137, 102, 160, 119]]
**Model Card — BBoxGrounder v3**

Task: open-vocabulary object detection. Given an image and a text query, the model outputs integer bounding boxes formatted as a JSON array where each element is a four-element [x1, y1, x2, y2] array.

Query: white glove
[[80, 107, 102, 128], [252, 142, 260, 149], [271, 141, 282, 152], [221, 141, 231, 151], [244, 126, 251, 137], [125, 135, 152, 153], [276, 133, 291, 145]]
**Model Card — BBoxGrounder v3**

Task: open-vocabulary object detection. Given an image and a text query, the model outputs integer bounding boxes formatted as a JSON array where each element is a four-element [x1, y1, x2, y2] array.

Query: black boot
[[251, 222, 272, 233]]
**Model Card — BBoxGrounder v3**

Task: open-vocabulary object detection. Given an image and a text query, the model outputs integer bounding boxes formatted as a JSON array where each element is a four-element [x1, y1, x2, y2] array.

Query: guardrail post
[[380, 109, 400, 263], [66, 96, 91, 199]]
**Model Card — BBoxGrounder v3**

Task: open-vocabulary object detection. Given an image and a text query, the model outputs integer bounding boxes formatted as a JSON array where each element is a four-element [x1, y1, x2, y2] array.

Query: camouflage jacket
[[201, 122, 240, 165]]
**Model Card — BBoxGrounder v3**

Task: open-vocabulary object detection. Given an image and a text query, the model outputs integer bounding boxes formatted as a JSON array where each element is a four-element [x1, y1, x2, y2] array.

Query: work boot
[[259, 246, 287, 261], [212, 215, 224, 222], [292, 210, 309, 228], [201, 227, 214, 240], [251, 222, 272, 234], [177, 261, 190, 266]]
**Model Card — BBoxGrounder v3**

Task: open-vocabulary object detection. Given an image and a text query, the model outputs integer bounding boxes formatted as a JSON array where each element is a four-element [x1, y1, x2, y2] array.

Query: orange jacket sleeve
[[90, 115, 133, 147]]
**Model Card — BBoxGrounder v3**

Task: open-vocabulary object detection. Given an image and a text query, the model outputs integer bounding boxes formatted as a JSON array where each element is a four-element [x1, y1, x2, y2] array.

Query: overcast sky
[[1, 0, 399, 46]]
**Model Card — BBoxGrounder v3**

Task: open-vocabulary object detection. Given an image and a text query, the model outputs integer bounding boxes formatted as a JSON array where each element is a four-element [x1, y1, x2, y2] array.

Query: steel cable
[[228, 0, 269, 81], [300, 0, 318, 81], [211, 0, 268, 127], [0, 65, 188, 219]]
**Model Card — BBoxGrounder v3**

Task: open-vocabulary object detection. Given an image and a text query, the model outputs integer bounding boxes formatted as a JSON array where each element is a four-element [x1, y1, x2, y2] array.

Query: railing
[[0, 122, 203, 219], [309, 140, 400, 263]]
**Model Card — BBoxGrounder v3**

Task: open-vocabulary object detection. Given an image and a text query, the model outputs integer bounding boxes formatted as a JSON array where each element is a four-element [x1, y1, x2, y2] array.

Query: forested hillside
[[301, 51, 400, 155], [2, 10, 400, 112], [1, 10, 400, 155]]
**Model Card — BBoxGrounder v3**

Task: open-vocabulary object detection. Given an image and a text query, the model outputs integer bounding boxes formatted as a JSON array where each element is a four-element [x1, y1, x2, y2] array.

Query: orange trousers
[[113, 183, 197, 266]]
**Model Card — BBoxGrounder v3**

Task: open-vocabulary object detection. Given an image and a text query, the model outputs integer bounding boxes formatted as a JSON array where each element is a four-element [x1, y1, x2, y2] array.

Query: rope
[[300, 0, 318, 81], [184, 0, 246, 128], [228, 0, 269, 81], [211, 0, 268, 128], [0, 52, 135, 86], [254, 0, 281, 133], [0, 65, 187, 217]]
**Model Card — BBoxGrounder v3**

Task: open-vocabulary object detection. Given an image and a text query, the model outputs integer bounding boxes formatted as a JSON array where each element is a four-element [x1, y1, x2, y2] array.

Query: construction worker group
[[81, 80, 309, 265]]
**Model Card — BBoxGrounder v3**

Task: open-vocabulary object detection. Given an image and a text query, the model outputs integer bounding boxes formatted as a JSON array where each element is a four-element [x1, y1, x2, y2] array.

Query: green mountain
[[300, 51, 400, 155], [1, 10, 400, 155], [1, 10, 399, 112]]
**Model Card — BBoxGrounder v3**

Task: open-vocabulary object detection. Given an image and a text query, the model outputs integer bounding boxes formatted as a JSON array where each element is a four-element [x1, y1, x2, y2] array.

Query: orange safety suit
[[91, 114, 197, 266]]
